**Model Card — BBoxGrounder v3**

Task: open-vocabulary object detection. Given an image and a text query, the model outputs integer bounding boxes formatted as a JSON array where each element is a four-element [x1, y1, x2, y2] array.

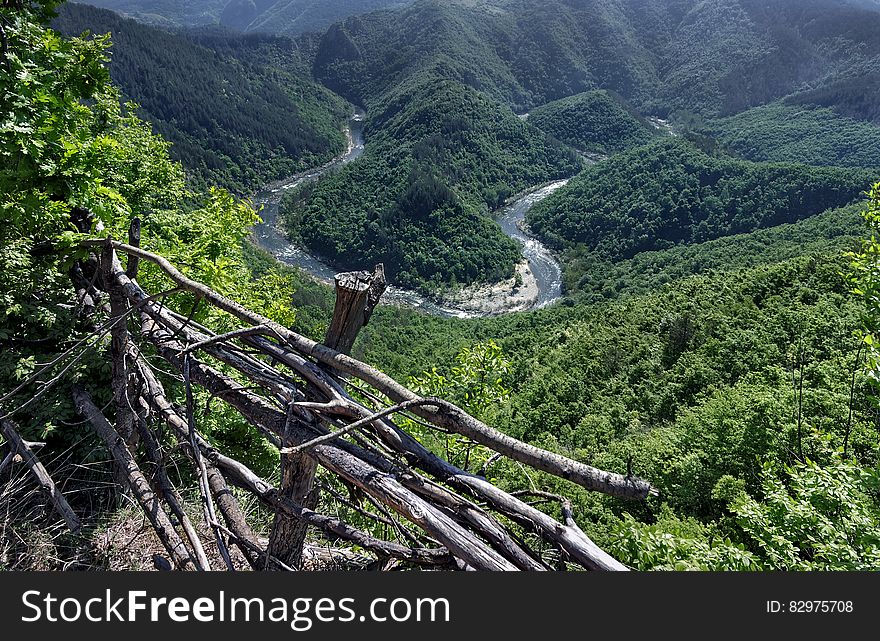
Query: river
[[251, 112, 569, 318]]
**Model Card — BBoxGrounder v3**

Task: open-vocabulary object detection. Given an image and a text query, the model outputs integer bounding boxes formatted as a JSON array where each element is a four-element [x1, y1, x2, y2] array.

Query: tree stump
[[324, 264, 387, 355]]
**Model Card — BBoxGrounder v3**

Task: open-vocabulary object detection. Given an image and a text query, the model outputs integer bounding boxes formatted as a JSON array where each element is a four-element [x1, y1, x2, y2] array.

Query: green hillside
[[528, 90, 657, 155], [561, 203, 864, 299], [528, 138, 873, 260], [81, 0, 415, 33], [701, 103, 880, 168], [312, 0, 880, 119], [79, 0, 227, 26], [57, 3, 350, 193]]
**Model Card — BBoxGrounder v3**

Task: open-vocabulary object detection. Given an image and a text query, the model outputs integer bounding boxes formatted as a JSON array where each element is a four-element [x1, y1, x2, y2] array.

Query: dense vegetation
[[358, 241, 880, 569], [527, 90, 657, 155], [1, 1, 307, 474], [561, 204, 864, 301], [312, 0, 664, 113], [279, 74, 580, 291], [81, 0, 228, 27], [528, 138, 874, 261], [701, 103, 880, 168], [227, 0, 412, 35], [785, 73, 880, 124], [56, 3, 351, 193]]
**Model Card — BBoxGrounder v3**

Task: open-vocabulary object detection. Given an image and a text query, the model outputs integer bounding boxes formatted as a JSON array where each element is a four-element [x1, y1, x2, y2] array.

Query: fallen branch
[[134, 401, 212, 571], [281, 398, 440, 455], [0, 420, 81, 533], [72, 387, 194, 570], [183, 354, 235, 571]]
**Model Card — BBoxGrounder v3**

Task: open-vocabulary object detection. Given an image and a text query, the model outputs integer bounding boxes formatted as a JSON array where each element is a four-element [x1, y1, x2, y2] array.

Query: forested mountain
[[225, 0, 413, 35], [78, 0, 227, 27], [528, 90, 657, 155], [312, 0, 880, 119], [559, 203, 864, 299], [700, 103, 880, 168], [528, 138, 873, 261], [57, 4, 350, 193], [81, 0, 414, 33], [279, 74, 579, 291]]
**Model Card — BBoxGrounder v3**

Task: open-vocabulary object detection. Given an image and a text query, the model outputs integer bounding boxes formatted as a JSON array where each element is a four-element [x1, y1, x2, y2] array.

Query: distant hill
[[312, 0, 880, 119], [57, 3, 350, 193], [231, 0, 413, 36], [528, 90, 657, 155], [701, 102, 880, 168], [527, 138, 874, 261], [80, 0, 415, 34], [76, 0, 228, 27]]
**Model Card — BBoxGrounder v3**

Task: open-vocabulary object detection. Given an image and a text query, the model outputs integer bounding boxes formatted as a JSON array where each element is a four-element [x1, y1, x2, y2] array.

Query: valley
[[3, 0, 880, 574]]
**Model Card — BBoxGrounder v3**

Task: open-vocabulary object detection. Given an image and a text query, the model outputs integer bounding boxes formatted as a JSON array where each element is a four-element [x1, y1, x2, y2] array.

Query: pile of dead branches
[[1, 224, 657, 571]]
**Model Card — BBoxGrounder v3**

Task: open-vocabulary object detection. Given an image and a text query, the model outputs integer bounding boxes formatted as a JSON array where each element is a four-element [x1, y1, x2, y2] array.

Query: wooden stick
[[183, 354, 235, 571], [0, 420, 81, 533], [72, 388, 194, 570], [281, 398, 440, 455], [182, 326, 270, 355], [126, 217, 141, 279], [134, 401, 212, 571]]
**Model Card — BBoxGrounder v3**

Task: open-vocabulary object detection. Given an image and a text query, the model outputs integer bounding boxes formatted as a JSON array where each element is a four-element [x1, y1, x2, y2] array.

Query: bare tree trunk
[[324, 265, 387, 356]]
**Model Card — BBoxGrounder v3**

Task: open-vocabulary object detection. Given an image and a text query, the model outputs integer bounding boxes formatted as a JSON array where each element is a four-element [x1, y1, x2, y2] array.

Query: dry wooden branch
[[0, 419, 81, 533], [183, 354, 235, 570], [132, 351, 453, 569], [269, 265, 385, 567], [103, 243, 140, 490], [267, 401, 319, 569], [281, 398, 440, 455], [134, 398, 212, 571], [182, 326, 270, 355], [0, 447, 14, 476], [227, 339, 623, 569], [132, 357, 272, 570], [72, 387, 195, 570]]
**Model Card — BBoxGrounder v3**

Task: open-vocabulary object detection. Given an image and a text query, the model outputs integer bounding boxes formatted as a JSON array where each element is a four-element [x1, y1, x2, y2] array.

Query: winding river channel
[[251, 112, 569, 318]]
